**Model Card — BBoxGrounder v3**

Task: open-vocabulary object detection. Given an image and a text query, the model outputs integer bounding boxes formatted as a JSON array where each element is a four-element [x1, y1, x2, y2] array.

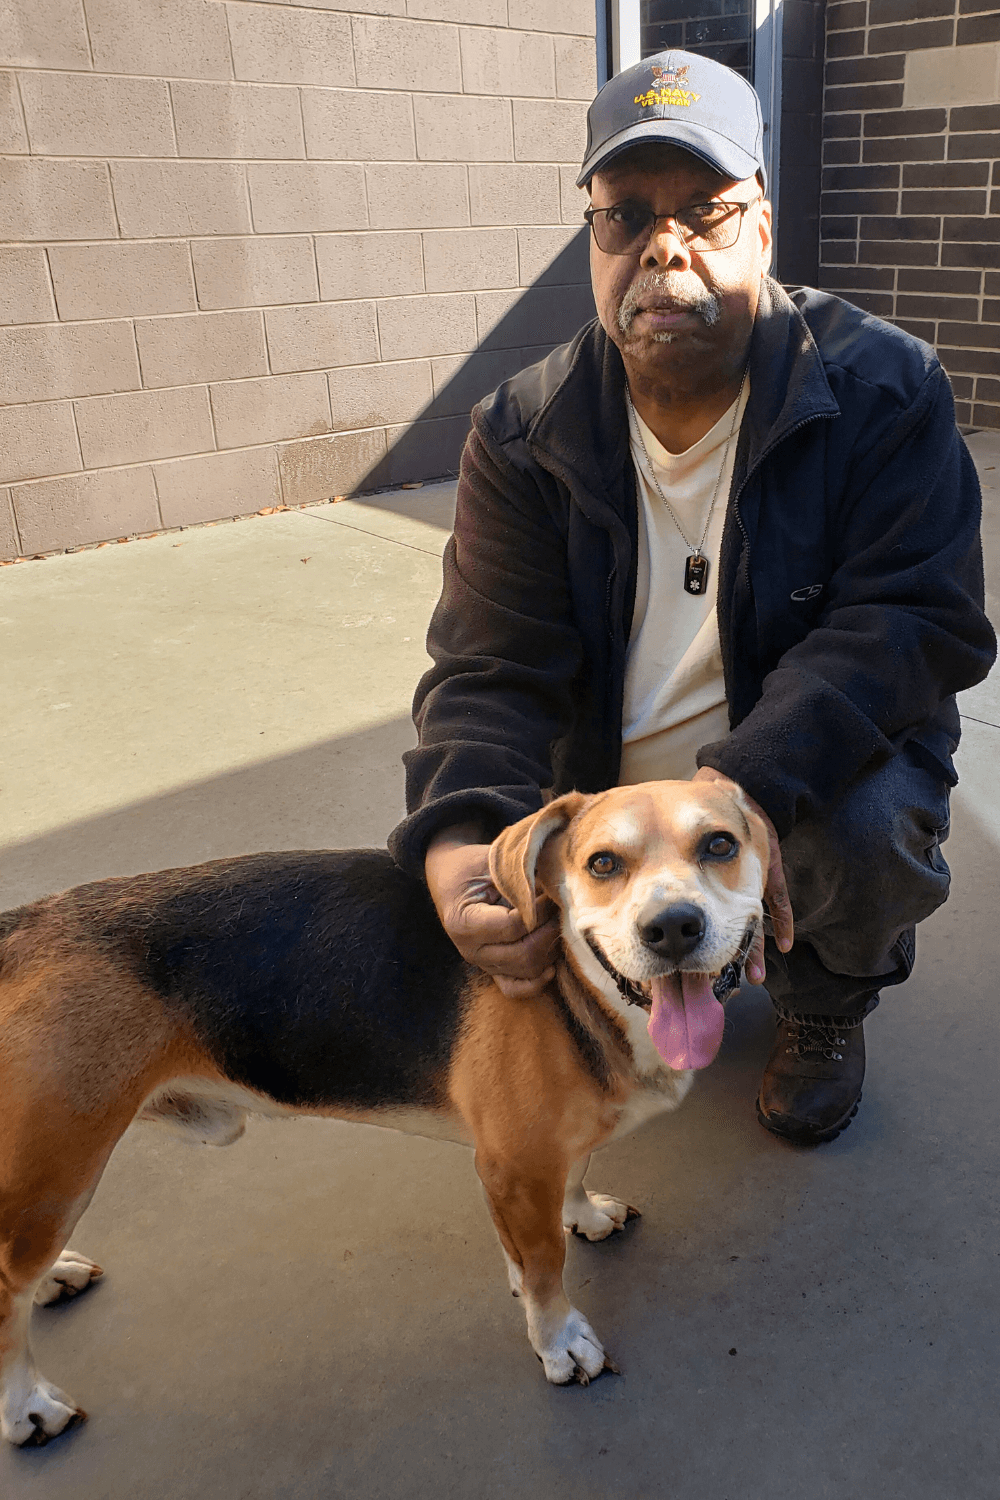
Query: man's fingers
[[765, 855, 795, 953], [745, 929, 767, 985], [475, 918, 560, 981], [494, 968, 557, 1000]]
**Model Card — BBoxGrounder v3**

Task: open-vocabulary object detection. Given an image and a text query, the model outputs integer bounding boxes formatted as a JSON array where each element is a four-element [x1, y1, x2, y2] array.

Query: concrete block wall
[[818, 1, 1000, 431], [0, 0, 598, 558]]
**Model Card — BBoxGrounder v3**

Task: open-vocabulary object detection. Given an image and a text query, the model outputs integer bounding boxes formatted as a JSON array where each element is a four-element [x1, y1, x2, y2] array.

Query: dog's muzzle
[[586, 924, 758, 1008]]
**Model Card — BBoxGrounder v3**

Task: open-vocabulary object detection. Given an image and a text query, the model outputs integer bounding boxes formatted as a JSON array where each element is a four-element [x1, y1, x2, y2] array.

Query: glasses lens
[[594, 206, 654, 254], [679, 203, 742, 250]]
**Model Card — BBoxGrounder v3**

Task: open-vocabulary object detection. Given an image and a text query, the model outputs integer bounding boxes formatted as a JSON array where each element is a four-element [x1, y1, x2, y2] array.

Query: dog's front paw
[[533, 1307, 614, 1385], [0, 1375, 86, 1446], [564, 1191, 639, 1242], [34, 1250, 103, 1307]]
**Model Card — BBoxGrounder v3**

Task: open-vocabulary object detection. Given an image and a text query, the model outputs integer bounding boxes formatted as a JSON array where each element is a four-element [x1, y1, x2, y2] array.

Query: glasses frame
[[584, 196, 762, 256]]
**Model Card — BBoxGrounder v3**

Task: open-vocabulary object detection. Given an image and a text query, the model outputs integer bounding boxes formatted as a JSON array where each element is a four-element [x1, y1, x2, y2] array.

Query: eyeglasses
[[584, 196, 761, 256]]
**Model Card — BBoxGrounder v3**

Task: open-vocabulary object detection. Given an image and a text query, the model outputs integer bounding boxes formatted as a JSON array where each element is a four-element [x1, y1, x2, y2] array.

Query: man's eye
[[685, 203, 731, 228], [705, 833, 738, 859], [588, 851, 622, 877], [608, 206, 649, 230]]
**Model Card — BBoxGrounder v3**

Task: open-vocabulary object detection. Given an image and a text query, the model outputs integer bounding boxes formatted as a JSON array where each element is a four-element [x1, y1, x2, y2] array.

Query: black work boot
[[756, 1007, 868, 1145]]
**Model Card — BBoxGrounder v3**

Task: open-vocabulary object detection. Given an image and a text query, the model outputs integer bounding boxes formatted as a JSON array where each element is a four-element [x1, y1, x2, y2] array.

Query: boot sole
[[756, 1092, 862, 1146]]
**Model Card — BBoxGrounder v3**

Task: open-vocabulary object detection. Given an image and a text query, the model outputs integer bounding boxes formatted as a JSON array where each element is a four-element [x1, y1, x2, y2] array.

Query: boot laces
[[784, 1017, 848, 1062]]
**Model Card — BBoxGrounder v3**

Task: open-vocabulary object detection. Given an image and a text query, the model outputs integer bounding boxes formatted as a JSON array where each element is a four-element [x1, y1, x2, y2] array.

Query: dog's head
[[489, 781, 770, 1072]]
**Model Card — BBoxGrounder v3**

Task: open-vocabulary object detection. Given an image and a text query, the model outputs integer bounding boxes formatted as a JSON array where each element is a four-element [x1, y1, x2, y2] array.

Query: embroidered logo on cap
[[634, 63, 702, 110]]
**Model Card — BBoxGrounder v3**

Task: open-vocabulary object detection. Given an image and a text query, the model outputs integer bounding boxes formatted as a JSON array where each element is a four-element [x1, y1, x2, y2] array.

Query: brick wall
[[0, 0, 598, 560], [818, 1, 1000, 431]]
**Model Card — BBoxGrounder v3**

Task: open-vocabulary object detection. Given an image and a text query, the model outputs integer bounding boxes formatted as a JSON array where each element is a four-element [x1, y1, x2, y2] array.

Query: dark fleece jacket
[[389, 278, 996, 877]]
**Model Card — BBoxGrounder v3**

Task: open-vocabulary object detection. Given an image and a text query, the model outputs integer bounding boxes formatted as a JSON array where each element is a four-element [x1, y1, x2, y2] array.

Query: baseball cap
[[577, 50, 766, 193]]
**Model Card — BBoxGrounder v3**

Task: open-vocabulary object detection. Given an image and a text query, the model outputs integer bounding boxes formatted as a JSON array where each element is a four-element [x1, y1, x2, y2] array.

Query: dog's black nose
[[637, 902, 706, 961]]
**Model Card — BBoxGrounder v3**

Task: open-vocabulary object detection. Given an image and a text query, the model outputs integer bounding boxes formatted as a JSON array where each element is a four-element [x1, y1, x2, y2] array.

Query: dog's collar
[[585, 925, 757, 1008]]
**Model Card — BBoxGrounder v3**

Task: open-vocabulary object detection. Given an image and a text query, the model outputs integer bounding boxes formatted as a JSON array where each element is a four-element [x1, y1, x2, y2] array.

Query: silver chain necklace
[[626, 368, 748, 596]]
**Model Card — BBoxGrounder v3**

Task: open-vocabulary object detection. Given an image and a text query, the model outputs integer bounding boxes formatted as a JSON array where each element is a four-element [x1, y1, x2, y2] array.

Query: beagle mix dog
[[0, 780, 767, 1446]]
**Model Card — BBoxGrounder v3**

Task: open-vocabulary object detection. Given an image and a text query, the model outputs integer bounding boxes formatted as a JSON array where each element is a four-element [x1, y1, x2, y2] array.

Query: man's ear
[[488, 792, 590, 930]]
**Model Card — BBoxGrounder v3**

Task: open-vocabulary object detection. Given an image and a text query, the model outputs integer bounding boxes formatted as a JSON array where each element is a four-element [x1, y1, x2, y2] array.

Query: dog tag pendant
[[684, 554, 708, 595]]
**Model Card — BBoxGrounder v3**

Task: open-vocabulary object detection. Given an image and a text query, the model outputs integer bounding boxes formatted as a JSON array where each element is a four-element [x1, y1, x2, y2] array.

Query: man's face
[[588, 144, 772, 394]]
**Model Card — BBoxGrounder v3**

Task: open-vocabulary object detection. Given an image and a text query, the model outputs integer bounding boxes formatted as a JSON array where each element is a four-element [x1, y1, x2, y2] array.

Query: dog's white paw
[[563, 1191, 638, 1242], [0, 1374, 86, 1446], [33, 1250, 103, 1307], [533, 1307, 613, 1386]]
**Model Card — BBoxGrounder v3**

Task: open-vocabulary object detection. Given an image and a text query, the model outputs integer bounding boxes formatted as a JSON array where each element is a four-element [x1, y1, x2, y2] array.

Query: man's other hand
[[691, 766, 794, 985], [424, 824, 560, 999]]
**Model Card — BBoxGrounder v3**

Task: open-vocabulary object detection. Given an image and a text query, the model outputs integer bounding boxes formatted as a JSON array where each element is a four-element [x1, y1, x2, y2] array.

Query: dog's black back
[[4, 851, 469, 1111]]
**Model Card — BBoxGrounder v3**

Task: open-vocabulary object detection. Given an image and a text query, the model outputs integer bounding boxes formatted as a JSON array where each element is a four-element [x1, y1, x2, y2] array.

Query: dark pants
[[762, 744, 953, 1020]]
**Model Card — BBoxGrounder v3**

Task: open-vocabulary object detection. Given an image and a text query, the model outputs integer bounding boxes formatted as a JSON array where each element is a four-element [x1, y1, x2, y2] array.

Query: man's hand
[[691, 766, 794, 985], [424, 823, 560, 999]]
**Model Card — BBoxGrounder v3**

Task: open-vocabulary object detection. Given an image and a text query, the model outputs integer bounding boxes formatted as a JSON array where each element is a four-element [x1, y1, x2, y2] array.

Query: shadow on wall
[[360, 230, 594, 495]]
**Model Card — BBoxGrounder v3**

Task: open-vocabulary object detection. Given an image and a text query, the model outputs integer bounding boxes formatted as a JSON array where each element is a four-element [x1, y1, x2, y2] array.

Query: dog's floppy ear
[[488, 792, 589, 930]]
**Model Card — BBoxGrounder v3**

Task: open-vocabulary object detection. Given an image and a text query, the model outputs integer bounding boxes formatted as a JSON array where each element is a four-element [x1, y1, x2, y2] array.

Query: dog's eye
[[587, 851, 622, 878], [704, 832, 738, 860]]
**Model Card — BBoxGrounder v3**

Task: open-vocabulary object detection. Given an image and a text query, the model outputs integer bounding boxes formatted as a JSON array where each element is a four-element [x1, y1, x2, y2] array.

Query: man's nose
[[641, 219, 693, 271], [636, 901, 706, 961]]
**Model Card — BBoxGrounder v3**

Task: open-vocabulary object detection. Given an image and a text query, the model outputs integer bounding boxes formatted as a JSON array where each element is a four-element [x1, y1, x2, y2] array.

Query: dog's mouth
[[585, 927, 757, 1072]]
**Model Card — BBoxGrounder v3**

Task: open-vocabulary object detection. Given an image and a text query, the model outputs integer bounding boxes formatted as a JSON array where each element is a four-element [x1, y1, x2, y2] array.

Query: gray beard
[[617, 270, 722, 338]]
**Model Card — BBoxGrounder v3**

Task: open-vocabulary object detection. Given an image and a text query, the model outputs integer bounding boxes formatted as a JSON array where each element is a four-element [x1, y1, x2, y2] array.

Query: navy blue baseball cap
[[577, 50, 766, 192]]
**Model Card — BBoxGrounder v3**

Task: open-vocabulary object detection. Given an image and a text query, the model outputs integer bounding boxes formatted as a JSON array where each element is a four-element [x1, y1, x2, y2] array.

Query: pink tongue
[[647, 973, 725, 1070]]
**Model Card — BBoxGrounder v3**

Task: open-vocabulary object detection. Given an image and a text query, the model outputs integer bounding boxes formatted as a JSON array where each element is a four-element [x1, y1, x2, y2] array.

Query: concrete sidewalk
[[1, 449, 999, 1499]]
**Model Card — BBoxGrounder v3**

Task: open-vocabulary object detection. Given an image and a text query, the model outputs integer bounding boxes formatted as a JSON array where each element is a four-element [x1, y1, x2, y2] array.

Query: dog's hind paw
[[34, 1250, 103, 1307], [563, 1191, 639, 1242], [534, 1308, 610, 1385], [1, 1376, 86, 1446]]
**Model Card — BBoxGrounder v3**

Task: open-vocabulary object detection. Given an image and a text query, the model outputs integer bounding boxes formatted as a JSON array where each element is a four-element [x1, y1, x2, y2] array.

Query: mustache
[[617, 272, 722, 339]]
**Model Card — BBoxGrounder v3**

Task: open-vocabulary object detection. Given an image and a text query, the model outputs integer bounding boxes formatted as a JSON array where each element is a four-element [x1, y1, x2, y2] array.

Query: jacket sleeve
[[698, 365, 997, 838], [388, 410, 584, 878]]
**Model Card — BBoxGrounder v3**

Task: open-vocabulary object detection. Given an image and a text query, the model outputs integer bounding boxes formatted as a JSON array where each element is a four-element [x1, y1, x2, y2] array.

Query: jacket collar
[[526, 275, 840, 521]]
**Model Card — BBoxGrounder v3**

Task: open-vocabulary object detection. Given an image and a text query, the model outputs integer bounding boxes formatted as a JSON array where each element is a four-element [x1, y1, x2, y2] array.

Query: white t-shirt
[[618, 381, 750, 785]]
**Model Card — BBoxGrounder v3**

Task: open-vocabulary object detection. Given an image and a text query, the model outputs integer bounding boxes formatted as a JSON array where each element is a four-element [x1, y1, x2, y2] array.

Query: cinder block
[[904, 42, 1000, 108], [265, 301, 379, 372], [0, 70, 27, 153], [0, 402, 81, 485], [0, 321, 141, 406], [278, 428, 388, 505], [560, 164, 588, 225], [86, 0, 233, 79], [248, 162, 367, 233], [135, 310, 268, 388], [74, 386, 215, 469], [352, 15, 461, 93], [514, 99, 589, 162], [517, 224, 589, 285], [384, 413, 469, 485], [327, 360, 432, 431], [302, 88, 415, 161], [476, 282, 595, 350], [508, 0, 596, 35], [0, 0, 91, 70], [468, 164, 561, 226], [19, 72, 175, 157], [49, 242, 196, 321], [111, 162, 251, 239], [153, 445, 281, 527], [377, 293, 477, 361], [555, 35, 598, 99], [0, 490, 19, 560], [172, 82, 305, 160], [0, 249, 56, 325], [422, 228, 518, 292], [228, 5, 354, 86], [407, 0, 504, 21], [210, 371, 331, 449], [315, 232, 424, 300], [12, 466, 160, 554], [413, 93, 513, 162], [0, 159, 117, 242], [460, 27, 555, 98], [192, 236, 318, 310], [366, 163, 468, 229], [429, 348, 527, 417]]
